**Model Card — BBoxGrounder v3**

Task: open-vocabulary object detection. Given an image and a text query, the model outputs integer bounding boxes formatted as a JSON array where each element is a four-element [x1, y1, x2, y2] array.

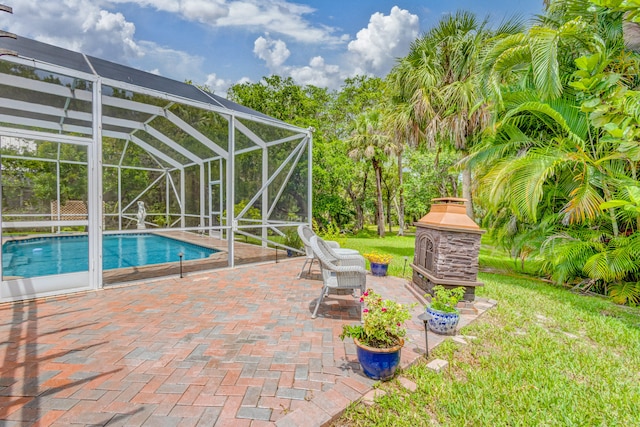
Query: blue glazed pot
[[370, 262, 389, 277], [354, 338, 403, 381], [426, 306, 460, 335]]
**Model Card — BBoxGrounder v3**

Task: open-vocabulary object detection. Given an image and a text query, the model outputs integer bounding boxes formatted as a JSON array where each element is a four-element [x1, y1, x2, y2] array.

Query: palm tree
[[472, 0, 640, 302], [381, 89, 422, 236], [347, 110, 393, 237], [475, 0, 637, 233], [391, 11, 523, 220]]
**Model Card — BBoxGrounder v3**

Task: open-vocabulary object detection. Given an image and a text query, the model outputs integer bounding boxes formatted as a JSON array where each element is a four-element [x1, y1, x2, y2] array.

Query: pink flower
[[381, 307, 387, 312], [359, 297, 364, 302], [363, 308, 369, 313], [363, 291, 369, 297], [397, 323, 401, 326]]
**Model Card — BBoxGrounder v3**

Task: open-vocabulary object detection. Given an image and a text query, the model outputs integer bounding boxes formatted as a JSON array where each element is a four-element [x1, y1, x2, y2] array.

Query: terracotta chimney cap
[[431, 197, 468, 203], [417, 198, 482, 231]]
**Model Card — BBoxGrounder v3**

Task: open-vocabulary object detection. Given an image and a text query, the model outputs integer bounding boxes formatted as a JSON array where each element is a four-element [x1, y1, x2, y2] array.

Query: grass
[[339, 228, 416, 279], [333, 229, 640, 426]]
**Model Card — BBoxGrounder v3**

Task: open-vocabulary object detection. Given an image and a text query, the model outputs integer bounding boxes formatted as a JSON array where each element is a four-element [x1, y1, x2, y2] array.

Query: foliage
[[403, 146, 459, 222], [282, 228, 302, 250], [363, 251, 394, 264], [609, 281, 640, 306], [227, 75, 325, 128], [337, 272, 640, 426], [339, 289, 414, 348], [347, 110, 394, 237], [468, 0, 640, 304], [390, 11, 524, 220], [316, 220, 347, 247], [428, 285, 466, 313], [228, 74, 387, 231]]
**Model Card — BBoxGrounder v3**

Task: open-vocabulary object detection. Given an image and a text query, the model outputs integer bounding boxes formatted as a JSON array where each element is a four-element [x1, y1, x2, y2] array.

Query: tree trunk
[[623, 13, 640, 52], [387, 191, 392, 233], [346, 183, 364, 232], [397, 148, 405, 236], [373, 159, 385, 237], [462, 165, 474, 220]]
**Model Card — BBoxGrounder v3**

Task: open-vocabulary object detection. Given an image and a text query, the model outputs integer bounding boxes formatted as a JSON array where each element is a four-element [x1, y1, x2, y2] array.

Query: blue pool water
[[2, 234, 218, 278]]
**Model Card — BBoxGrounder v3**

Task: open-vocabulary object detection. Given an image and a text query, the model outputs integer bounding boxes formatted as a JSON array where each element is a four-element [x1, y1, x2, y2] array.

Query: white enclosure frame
[[0, 36, 312, 302]]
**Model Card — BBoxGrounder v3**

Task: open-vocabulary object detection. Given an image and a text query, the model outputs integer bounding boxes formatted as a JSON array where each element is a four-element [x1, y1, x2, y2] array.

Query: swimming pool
[[2, 234, 219, 278]]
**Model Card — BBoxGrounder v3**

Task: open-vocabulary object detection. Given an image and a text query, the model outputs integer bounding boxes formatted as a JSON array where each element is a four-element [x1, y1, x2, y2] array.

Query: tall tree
[[382, 79, 423, 235], [325, 76, 385, 232], [347, 110, 393, 237], [392, 11, 523, 220]]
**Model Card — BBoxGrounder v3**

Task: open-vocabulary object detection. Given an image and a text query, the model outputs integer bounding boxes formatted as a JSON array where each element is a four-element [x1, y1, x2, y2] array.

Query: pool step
[[2, 253, 13, 269], [14, 256, 30, 266]]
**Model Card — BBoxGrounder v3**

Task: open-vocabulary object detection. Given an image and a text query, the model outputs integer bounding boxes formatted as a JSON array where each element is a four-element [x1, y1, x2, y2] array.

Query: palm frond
[[562, 172, 605, 225], [502, 101, 585, 145], [529, 25, 562, 99], [608, 281, 640, 305]]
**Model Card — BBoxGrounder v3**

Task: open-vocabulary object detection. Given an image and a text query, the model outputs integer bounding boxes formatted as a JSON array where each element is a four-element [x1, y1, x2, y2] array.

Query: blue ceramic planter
[[426, 306, 460, 335], [370, 262, 389, 277], [354, 338, 403, 381]]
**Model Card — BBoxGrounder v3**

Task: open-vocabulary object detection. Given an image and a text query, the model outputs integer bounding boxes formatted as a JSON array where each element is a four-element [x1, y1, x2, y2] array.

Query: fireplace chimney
[[411, 197, 485, 301]]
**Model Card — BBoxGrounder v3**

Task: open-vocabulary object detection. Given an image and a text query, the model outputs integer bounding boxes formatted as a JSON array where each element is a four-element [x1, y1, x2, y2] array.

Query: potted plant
[[426, 285, 465, 335], [282, 229, 302, 257], [340, 289, 414, 380], [363, 251, 393, 276]]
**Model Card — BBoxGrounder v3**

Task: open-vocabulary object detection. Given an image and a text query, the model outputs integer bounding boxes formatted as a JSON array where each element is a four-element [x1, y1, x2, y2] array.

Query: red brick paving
[[0, 259, 493, 426]]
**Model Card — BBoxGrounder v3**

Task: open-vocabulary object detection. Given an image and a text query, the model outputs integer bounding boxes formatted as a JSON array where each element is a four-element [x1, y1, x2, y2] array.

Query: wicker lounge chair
[[309, 235, 366, 320], [297, 224, 340, 278]]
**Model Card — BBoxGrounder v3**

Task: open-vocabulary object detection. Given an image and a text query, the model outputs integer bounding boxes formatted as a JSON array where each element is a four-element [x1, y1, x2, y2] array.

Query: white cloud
[[179, 0, 229, 21], [1, 2, 421, 94], [347, 6, 419, 74], [2, 1, 144, 60], [106, 0, 346, 45], [204, 72, 232, 94], [288, 56, 341, 88], [1, 0, 206, 83], [202, 75, 252, 97], [253, 36, 290, 69], [252, 35, 344, 88], [250, 7, 419, 90]]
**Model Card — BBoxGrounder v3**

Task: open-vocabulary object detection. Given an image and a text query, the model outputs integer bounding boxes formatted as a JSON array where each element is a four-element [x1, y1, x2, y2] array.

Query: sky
[[0, 1, 544, 96]]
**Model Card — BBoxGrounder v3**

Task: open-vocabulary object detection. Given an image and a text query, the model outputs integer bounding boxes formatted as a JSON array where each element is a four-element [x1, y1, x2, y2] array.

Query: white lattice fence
[[50, 200, 88, 221]]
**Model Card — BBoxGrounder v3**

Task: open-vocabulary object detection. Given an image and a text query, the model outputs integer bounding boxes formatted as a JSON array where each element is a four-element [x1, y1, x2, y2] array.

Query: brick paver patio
[[0, 258, 493, 426]]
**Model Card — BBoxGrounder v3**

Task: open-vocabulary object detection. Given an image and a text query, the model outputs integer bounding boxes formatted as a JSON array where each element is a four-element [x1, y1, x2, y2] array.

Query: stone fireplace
[[411, 198, 485, 301]]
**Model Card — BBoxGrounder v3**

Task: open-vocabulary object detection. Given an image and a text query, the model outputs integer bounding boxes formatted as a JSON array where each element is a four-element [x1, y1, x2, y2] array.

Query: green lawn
[[333, 231, 640, 426], [341, 231, 416, 279]]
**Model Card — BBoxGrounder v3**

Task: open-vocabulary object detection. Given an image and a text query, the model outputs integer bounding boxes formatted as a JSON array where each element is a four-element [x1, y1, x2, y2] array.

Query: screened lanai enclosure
[[0, 36, 312, 302]]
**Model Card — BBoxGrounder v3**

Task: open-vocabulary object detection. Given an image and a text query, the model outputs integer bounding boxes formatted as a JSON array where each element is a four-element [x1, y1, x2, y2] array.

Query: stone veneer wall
[[414, 226, 481, 282]]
